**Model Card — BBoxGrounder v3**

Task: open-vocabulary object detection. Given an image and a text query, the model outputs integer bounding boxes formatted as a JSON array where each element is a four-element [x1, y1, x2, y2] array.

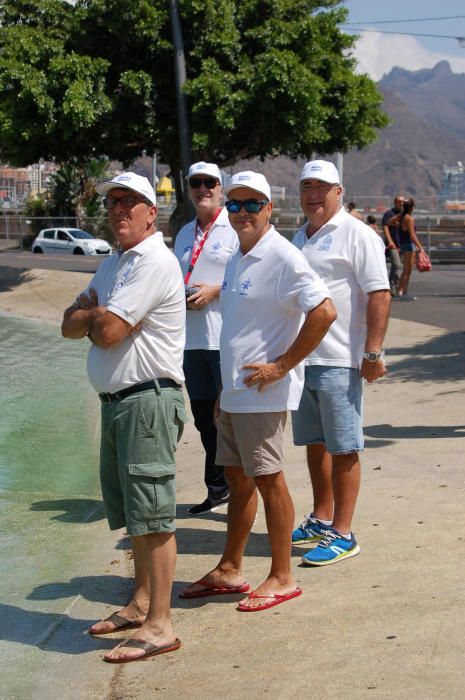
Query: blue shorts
[[291, 366, 364, 454], [400, 241, 415, 253]]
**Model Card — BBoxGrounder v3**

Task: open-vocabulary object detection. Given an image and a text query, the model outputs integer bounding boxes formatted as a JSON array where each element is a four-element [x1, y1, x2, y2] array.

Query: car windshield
[[68, 229, 94, 240]]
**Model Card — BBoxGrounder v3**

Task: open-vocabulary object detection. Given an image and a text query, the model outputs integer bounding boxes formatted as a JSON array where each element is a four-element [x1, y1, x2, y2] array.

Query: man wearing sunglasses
[[291, 160, 390, 567], [174, 162, 238, 516], [180, 171, 336, 611], [62, 172, 187, 662]]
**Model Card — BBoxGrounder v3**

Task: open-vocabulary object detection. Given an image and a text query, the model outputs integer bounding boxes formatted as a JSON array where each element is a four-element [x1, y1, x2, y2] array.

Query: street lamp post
[[169, 0, 192, 194]]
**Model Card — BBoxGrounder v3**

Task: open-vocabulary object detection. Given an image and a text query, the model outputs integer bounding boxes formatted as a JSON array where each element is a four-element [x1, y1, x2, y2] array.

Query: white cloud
[[351, 32, 465, 81]]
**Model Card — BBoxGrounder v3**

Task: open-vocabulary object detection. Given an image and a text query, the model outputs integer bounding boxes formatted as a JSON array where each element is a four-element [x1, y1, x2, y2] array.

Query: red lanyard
[[184, 208, 221, 285]]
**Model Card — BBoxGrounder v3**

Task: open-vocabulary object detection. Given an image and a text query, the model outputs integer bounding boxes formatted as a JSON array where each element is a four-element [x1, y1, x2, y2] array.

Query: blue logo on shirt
[[184, 245, 193, 254], [222, 280, 228, 290], [240, 278, 253, 295], [317, 234, 332, 252], [211, 241, 221, 252], [115, 259, 136, 290]]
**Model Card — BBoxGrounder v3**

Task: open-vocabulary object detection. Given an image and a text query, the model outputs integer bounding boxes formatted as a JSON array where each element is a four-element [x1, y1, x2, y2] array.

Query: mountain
[[379, 61, 465, 140], [234, 62, 465, 204]]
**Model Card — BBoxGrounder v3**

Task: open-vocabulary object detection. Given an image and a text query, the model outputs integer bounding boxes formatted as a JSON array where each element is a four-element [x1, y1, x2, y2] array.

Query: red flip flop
[[179, 578, 250, 599], [237, 587, 302, 612]]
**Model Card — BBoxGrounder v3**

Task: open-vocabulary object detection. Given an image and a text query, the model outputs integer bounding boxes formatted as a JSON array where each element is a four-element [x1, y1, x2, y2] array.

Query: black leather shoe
[[188, 495, 229, 515]]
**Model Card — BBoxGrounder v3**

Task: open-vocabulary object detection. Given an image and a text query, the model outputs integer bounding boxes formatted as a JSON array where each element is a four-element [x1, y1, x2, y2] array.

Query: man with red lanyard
[[174, 162, 238, 515]]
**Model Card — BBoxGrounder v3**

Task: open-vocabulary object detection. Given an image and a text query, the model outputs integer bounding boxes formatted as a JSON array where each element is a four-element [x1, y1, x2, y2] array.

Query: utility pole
[[169, 0, 192, 199]]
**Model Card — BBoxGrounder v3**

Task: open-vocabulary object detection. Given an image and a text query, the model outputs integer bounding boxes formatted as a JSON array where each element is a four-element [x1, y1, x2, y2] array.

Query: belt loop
[[153, 379, 161, 395]]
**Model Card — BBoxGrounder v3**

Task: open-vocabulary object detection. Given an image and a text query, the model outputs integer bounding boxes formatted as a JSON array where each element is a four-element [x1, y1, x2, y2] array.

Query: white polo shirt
[[219, 226, 330, 413], [174, 207, 238, 350], [85, 232, 185, 393], [293, 208, 389, 368]]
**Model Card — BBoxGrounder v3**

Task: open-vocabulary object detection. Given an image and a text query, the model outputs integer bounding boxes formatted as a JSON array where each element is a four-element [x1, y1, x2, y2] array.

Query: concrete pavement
[[1, 272, 464, 699]]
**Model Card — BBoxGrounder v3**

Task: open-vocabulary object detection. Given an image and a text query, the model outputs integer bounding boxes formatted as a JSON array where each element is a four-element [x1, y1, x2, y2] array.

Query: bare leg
[[307, 444, 333, 522], [88, 535, 149, 634], [398, 251, 414, 295], [331, 452, 360, 534], [238, 471, 297, 609], [180, 466, 257, 595], [104, 532, 178, 662]]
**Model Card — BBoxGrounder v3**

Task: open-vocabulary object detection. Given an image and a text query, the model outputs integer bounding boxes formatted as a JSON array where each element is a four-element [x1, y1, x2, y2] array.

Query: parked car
[[32, 228, 112, 256]]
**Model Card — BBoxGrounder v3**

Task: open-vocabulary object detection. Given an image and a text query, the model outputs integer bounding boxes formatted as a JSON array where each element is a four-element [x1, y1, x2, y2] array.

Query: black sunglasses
[[103, 194, 150, 209], [225, 199, 269, 214], [189, 177, 219, 190]]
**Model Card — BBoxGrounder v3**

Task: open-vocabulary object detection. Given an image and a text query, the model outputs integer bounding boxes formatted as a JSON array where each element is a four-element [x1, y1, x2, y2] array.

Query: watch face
[[365, 352, 380, 362]]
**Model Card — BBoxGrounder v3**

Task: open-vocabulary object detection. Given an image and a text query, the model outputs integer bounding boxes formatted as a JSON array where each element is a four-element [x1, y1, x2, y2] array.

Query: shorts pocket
[[126, 465, 176, 526], [128, 463, 175, 478], [170, 403, 189, 450]]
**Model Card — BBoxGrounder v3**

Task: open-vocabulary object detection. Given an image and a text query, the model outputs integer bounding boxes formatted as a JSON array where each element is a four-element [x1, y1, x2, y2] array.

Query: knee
[[225, 466, 254, 492], [254, 471, 283, 495]]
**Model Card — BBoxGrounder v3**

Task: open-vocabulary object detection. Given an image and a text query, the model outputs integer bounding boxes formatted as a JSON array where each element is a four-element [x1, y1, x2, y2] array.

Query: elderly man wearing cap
[[62, 172, 187, 662], [174, 162, 238, 515], [180, 171, 336, 611], [291, 160, 391, 566]]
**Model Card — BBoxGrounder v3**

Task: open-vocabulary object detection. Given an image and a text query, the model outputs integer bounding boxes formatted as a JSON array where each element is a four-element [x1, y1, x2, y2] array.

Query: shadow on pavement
[[0, 603, 115, 654], [0, 266, 35, 292], [30, 498, 105, 523], [27, 575, 133, 606], [387, 331, 465, 382], [365, 423, 465, 440]]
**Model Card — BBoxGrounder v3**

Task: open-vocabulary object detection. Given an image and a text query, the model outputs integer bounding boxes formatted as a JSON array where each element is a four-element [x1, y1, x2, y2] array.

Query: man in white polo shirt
[[174, 162, 238, 515], [61, 172, 187, 663], [291, 160, 391, 566], [180, 171, 336, 612]]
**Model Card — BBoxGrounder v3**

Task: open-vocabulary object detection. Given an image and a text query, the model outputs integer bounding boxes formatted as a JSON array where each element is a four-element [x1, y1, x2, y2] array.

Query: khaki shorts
[[216, 410, 287, 477], [100, 387, 188, 536]]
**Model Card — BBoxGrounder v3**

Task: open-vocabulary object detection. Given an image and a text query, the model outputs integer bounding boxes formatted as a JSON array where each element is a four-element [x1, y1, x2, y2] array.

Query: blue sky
[[342, 0, 465, 79]]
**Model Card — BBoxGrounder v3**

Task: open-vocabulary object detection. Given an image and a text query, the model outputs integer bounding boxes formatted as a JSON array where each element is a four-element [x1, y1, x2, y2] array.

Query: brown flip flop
[[179, 578, 250, 599], [88, 611, 143, 635], [103, 637, 182, 663]]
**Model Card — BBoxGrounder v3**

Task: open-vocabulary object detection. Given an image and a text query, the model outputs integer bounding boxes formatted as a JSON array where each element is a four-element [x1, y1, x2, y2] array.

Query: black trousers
[[190, 399, 229, 501], [183, 349, 228, 501]]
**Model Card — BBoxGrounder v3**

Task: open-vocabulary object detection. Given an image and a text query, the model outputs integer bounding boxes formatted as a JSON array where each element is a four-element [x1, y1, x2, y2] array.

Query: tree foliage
[[0, 0, 388, 201]]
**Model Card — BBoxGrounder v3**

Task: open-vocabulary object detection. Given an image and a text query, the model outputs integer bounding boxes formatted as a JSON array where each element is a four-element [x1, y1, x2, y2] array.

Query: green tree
[[0, 0, 387, 215], [47, 158, 109, 218]]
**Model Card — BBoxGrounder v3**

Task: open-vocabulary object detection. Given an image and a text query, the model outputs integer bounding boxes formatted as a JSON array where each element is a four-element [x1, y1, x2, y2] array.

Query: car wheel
[[73, 247, 85, 255], [32, 247, 43, 254]]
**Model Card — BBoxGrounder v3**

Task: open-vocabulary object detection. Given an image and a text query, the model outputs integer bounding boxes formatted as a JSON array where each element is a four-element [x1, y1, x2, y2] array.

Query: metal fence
[[1, 203, 464, 263]]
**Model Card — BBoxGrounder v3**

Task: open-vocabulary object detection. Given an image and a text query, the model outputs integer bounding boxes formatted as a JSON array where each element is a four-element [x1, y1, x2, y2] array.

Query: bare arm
[[61, 289, 106, 339], [360, 289, 391, 383], [407, 216, 424, 251], [242, 298, 337, 391], [382, 225, 396, 248], [61, 288, 138, 348], [186, 282, 221, 309]]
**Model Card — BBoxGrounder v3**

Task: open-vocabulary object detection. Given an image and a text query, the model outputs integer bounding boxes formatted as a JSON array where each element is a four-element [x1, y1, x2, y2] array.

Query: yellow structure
[[156, 175, 175, 203]]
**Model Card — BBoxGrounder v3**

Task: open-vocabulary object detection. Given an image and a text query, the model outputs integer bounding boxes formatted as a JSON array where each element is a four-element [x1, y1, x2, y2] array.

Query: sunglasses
[[189, 177, 219, 190], [103, 195, 150, 210], [225, 199, 269, 214]]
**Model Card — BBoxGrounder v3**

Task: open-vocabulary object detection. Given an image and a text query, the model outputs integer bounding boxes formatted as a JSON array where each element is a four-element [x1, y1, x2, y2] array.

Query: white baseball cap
[[300, 160, 340, 185], [187, 161, 222, 184], [223, 171, 271, 201], [96, 172, 156, 205]]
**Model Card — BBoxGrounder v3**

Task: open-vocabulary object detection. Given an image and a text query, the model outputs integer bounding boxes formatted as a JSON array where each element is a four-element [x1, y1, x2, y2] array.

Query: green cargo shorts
[[99, 386, 188, 536]]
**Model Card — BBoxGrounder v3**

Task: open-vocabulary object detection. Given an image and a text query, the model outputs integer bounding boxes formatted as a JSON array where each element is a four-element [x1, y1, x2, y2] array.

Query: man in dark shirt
[[382, 195, 404, 296]]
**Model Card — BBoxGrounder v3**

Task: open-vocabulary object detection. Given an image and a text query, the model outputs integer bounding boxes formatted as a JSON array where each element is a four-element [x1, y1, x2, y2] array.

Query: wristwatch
[[363, 351, 382, 363]]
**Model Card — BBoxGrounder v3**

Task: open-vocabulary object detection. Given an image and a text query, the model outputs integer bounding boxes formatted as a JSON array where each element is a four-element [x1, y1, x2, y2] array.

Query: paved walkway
[[1, 274, 464, 699]]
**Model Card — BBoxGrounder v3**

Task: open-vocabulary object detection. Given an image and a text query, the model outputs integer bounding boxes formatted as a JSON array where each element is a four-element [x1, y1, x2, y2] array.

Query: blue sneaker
[[301, 528, 360, 566], [292, 513, 328, 544]]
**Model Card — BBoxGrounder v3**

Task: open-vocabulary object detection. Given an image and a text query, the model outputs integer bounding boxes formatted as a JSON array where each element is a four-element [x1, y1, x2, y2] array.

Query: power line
[[346, 15, 465, 25], [344, 26, 464, 41]]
